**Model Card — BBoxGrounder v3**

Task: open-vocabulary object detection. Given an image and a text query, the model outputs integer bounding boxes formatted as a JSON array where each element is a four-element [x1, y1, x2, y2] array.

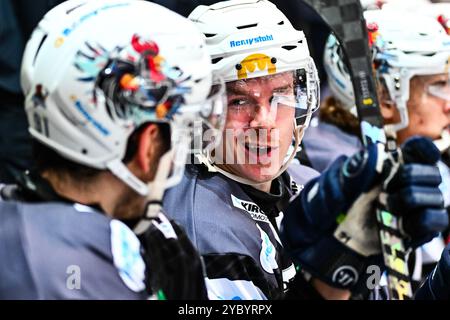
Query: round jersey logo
[[332, 266, 359, 287], [110, 220, 146, 292]]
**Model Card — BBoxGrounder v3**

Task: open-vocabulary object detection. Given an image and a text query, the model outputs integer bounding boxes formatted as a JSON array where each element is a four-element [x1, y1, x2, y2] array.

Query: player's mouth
[[242, 142, 279, 164]]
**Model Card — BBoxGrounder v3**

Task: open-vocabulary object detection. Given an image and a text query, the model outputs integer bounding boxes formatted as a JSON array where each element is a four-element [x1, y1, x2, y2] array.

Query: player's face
[[214, 72, 296, 183], [398, 73, 450, 143]]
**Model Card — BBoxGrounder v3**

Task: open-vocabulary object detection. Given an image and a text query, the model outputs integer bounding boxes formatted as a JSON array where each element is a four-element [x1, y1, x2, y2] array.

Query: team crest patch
[[256, 225, 278, 274], [110, 220, 146, 292]]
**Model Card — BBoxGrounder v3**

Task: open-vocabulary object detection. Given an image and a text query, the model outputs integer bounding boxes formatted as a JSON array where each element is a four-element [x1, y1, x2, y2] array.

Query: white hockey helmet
[[324, 9, 450, 133], [189, 0, 320, 185], [21, 0, 226, 196]]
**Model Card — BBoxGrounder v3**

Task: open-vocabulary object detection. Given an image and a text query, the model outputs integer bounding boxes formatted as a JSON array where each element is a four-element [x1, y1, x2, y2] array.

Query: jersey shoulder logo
[[256, 225, 278, 274], [110, 219, 146, 292]]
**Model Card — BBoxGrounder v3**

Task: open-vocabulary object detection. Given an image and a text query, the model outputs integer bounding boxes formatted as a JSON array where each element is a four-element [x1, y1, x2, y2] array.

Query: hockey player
[[164, 0, 319, 300], [0, 0, 225, 299], [303, 9, 450, 172], [301, 8, 450, 290], [163, 0, 447, 300]]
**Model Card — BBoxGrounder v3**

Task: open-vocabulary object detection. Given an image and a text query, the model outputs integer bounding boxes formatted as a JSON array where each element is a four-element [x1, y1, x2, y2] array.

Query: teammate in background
[[300, 8, 450, 290], [0, 0, 225, 299], [382, 0, 450, 247], [302, 9, 450, 172], [163, 0, 447, 300]]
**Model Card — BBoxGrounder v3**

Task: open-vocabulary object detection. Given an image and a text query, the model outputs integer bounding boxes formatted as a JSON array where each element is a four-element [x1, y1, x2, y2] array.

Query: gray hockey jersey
[[163, 164, 319, 300], [0, 197, 147, 299], [0, 169, 209, 300], [301, 118, 362, 173]]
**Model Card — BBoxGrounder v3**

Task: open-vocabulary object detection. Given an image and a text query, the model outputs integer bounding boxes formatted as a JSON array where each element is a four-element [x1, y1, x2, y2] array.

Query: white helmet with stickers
[[324, 9, 450, 135], [189, 0, 320, 185], [381, 1, 450, 151], [21, 0, 226, 196]]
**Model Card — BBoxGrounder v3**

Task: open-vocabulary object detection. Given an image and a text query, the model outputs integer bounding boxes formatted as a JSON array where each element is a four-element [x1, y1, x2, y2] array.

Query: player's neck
[[41, 170, 124, 217], [252, 181, 272, 193]]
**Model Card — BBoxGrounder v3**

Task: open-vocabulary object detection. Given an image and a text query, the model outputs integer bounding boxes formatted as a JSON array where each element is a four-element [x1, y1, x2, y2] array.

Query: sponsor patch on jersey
[[256, 225, 278, 274], [110, 220, 146, 292], [231, 194, 269, 223]]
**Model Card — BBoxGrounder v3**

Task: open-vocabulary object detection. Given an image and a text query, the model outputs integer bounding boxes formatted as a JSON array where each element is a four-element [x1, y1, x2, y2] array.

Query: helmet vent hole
[[204, 33, 217, 38], [237, 23, 258, 30], [278, 21, 285, 25], [81, 148, 88, 155], [194, 78, 203, 83], [212, 57, 223, 64], [282, 45, 297, 51], [33, 35, 48, 65]]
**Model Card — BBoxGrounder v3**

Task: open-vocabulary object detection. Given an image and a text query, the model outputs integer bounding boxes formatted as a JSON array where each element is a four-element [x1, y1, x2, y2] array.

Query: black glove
[[281, 136, 448, 295], [138, 212, 208, 300]]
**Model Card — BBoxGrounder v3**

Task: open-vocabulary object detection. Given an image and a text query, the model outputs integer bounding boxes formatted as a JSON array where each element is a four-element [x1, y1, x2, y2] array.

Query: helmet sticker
[[74, 42, 109, 82], [236, 53, 276, 79], [230, 34, 274, 48]]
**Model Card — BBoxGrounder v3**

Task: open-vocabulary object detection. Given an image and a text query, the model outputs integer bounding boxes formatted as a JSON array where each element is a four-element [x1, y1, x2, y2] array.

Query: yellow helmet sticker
[[237, 53, 276, 79]]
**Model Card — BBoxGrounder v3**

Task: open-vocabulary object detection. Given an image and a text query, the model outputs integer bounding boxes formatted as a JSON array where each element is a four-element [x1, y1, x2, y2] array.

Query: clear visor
[[117, 53, 176, 110], [224, 62, 319, 130], [427, 75, 450, 101], [203, 60, 320, 186], [161, 77, 227, 188], [178, 76, 227, 154]]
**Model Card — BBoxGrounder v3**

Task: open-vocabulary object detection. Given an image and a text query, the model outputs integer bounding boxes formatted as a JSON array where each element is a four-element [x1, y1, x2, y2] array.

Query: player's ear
[[378, 83, 399, 123], [136, 123, 160, 174]]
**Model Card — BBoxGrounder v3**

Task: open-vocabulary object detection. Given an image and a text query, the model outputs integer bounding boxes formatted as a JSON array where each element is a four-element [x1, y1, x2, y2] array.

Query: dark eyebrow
[[226, 86, 248, 96], [272, 84, 293, 93], [226, 84, 293, 96]]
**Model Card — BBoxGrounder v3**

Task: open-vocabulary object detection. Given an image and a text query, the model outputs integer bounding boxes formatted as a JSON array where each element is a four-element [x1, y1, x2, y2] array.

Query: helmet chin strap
[[198, 123, 304, 187], [383, 99, 409, 135], [133, 148, 175, 235], [106, 159, 149, 196], [434, 129, 450, 153]]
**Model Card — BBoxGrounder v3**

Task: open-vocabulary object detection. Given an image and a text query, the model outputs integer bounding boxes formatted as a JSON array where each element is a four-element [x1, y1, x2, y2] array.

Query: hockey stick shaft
[[299, 0, 412, 299]]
